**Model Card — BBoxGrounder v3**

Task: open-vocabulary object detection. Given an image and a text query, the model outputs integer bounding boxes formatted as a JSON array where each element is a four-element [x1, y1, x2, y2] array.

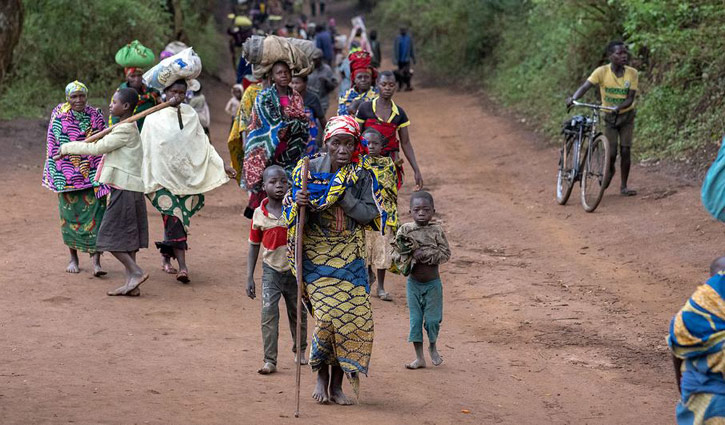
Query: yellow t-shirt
[[587, 64, 638, 113]]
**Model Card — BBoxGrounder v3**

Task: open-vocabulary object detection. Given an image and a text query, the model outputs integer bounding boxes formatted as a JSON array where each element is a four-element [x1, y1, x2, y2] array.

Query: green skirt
[[58, 187, 107, 253]]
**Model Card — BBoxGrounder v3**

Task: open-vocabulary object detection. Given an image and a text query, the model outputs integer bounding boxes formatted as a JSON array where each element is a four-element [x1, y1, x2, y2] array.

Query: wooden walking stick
[[294, 156, 310, 418], [83, 100, 175, 143]]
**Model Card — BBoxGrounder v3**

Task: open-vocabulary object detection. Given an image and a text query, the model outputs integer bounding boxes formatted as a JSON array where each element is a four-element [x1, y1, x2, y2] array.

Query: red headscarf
[[349, 51, 378, 81], [124, 67, 143, 77], [323, 115, 368, 163]]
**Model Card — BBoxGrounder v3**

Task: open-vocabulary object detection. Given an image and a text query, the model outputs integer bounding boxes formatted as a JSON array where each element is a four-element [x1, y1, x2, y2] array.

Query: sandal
[[162, 263, 178, 274], [378, 291, 393, 302], [176, 270, 190, 284]]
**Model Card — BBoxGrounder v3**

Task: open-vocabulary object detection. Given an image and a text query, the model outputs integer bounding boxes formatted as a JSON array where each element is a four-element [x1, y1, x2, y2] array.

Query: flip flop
[[107, 274, 149, 296], [176, 271, 190, 284]]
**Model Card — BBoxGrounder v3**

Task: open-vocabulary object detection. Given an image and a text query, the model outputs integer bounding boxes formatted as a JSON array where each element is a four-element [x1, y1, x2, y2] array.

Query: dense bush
[[0, 0, 222, 119], [374, 0, 725, 160]]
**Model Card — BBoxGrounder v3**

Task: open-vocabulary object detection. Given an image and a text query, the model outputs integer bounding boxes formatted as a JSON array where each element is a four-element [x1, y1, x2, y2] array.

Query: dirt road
[[1, 7, 720, 425]]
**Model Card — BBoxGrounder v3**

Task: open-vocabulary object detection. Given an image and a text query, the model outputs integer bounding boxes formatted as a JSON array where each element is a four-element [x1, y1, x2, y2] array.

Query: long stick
[[294, 156, 310, 419], [83, 100, 175, 143]]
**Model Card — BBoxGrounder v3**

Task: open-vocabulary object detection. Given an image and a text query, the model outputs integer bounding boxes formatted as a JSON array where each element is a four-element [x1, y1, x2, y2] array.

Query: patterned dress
[[42, 103, 108, 252], [284, 149, 389, 397]]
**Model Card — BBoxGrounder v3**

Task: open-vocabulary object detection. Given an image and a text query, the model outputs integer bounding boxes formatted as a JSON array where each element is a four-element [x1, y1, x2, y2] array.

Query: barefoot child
[[392, 191, 451, 369], [363, 128, 398, 301], [55, 88, 149, 296], [246, 165, 308, 374]]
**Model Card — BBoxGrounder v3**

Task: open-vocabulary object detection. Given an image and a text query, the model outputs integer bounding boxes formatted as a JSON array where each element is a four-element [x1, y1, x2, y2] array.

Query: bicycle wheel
[[556, 135, 576, 205], [580, 134, 611, 212]]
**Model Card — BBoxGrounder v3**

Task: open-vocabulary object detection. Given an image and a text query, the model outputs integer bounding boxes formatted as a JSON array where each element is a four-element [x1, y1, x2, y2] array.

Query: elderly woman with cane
[[285, 115, 390, 405]]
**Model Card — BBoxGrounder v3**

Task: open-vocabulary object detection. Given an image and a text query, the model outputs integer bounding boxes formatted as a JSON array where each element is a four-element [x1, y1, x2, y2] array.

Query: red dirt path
[[0, 5, 715, 424]]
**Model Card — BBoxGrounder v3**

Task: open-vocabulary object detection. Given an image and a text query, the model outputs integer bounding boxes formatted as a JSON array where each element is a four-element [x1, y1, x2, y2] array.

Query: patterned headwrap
[[61, 80, 89, 113], [124, 67, 143, 77], [64, 80, 88, 99], [323, 115, 368, 163], [349, 51, 377, 81]]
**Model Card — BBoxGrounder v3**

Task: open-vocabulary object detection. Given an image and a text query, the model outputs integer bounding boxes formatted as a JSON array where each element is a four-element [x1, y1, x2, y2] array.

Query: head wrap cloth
[[323, 115, 368, 163], [349, 51, 377, 81], [65, 80, 88, 99]]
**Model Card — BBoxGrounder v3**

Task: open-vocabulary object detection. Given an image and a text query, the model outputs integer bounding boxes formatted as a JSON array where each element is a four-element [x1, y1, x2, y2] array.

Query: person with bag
[[113, 40, 160, 131]]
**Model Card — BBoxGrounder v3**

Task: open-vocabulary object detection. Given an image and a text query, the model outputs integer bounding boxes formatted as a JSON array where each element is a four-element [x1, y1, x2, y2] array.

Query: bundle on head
[[241, 35, 316, 79]]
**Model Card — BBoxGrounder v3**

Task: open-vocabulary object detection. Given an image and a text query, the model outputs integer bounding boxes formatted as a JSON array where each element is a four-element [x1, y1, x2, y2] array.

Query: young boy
[[55, 88, 149, 296], [567, 40, 639, 196], [363, 127, 398, 301], [392, 191, 450, 369], [246, 165, 308, 374]]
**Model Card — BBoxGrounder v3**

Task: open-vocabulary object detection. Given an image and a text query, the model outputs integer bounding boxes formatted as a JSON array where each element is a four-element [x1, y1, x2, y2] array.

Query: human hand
[[225, 165, 237, 179], [565, 97, 574, 107], [246, 278, 256, 299], [295, 189, 310, 207], [413, 249, 425, 262], [414, 170, 424, 191]]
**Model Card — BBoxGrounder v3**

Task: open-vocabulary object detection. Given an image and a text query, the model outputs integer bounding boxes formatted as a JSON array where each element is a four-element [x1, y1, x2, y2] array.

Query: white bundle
[[143, 47, 202, 91]]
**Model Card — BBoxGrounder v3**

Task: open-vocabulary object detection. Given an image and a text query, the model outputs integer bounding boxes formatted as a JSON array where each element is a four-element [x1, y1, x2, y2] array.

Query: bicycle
[[556, 100, 614, 212]]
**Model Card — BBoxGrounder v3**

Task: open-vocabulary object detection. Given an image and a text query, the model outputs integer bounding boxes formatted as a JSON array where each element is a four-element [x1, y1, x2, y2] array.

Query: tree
[[0, 0, 23, 83]]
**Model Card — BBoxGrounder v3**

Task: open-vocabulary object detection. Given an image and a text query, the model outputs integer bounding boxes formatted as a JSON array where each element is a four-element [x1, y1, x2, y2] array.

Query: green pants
[[261, 263, 308, 365], [406, 277, 443, 343]]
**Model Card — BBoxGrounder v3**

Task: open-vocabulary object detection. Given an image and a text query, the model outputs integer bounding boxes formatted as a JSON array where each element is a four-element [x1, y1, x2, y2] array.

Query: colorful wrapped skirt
[[147, 188, 204, 257], [58, 187, 106, 253], [303, 227, 373, 395]]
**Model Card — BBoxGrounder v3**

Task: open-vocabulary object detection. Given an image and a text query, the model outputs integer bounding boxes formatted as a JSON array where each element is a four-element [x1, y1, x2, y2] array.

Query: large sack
[[702, 136, 725, 221], [143, 47, 202, 91], [241, 35, 314, 78], [115, 40, 155, 68]]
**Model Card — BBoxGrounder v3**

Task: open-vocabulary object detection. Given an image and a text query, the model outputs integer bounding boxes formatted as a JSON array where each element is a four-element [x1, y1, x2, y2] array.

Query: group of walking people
[[42, 6, 450, 409]]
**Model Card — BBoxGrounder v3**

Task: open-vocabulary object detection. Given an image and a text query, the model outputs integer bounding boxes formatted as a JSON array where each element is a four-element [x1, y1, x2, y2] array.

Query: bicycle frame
[[568, 101, 616, 180]]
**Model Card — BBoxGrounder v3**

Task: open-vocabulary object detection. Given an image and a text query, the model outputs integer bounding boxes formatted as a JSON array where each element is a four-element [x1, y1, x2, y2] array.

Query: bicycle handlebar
[[571, 100, 617, 112]]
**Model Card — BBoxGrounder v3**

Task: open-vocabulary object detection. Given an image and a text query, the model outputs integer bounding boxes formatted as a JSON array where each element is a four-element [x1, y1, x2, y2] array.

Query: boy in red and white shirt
[[246, 165, 308, 374]]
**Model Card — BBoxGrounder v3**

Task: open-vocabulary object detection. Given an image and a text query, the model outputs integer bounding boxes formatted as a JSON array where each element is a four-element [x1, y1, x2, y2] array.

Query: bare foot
[[329, 388, 355, 405], [294, 354, 309, 365], [91, 253, 106, 277], [257, 362, 277, 375], [66, 259, 80, 274], [312, 370, 329, 404], [127, 287, 141, 297], [429, 345, 443, 366], [405, 358, 427, 369], [107, 273, 149, 296]]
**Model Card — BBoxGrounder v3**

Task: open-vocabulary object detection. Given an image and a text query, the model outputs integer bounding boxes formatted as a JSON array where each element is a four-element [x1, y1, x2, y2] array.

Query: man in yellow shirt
[[567, 41, 639, 196]]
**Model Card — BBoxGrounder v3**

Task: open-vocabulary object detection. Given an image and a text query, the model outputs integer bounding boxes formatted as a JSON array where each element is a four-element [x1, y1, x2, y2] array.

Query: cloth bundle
[[143, 47, 202, 91], [115, 40, 155, 68], [241, 35, 315, 79]]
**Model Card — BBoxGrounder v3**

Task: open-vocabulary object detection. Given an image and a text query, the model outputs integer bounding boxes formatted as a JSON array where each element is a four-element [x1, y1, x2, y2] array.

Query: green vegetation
[[0, 0, 223, 120], [374, 0, 725, 160]]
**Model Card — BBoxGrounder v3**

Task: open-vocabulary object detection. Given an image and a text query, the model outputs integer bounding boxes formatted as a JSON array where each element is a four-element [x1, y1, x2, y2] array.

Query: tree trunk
[[0, 0, 23, 83]]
